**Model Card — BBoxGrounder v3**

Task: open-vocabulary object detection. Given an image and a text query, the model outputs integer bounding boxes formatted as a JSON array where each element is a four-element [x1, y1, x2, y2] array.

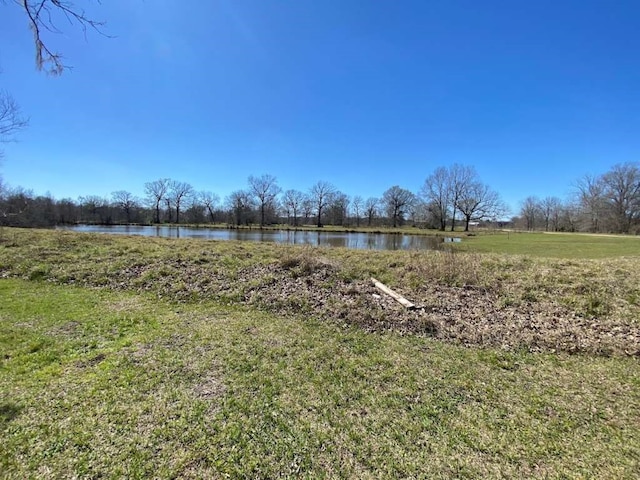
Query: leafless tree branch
[[0, 91, 28, 143], [13, 0, 108, 75]]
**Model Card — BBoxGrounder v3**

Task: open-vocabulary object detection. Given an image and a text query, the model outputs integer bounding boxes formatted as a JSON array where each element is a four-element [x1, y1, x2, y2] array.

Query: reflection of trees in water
[[325, 232, 348, 248], [61, 225, 460, 251]]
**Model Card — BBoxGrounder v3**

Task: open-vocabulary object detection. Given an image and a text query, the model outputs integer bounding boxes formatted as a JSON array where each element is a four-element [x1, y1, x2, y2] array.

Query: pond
[[55, 225, 462, 251]]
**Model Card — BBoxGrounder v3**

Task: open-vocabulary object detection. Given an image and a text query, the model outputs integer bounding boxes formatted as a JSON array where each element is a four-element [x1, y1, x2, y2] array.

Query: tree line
[[514, 162, 640, 234], [0, 165, 506, 230], [1, 162, 638, 234]]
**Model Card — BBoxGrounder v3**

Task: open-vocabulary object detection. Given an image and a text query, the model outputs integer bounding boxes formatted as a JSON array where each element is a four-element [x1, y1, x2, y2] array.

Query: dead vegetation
[[238, 257, 639, 356], [1, 230, 639, 356]]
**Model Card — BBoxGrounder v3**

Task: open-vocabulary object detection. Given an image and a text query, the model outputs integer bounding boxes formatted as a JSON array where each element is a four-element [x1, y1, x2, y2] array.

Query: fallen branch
[[371, 277, 416, 309]]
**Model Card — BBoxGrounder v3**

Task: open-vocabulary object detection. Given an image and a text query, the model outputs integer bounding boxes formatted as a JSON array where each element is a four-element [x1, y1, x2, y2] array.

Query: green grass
[[1, 279, 639, 478], [457, 230, 640, 258], [1, 228, 639, 476]]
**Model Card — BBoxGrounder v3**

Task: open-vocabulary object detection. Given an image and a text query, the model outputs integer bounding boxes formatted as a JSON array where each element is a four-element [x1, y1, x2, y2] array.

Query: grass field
[[458, 230, 640, 258], [1, 228, 639, 478]]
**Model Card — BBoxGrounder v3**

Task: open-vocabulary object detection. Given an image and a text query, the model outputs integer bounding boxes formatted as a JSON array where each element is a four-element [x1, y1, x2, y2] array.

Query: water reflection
[[56, 225, 461, 251]]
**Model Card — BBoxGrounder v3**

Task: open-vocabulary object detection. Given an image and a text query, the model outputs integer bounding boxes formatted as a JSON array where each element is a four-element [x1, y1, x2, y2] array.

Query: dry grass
[[0, 228, 638, 356]]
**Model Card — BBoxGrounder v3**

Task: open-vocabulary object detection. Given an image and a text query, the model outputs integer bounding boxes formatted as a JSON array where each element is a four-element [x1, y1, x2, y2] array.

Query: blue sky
[[1, 0, 639, 213]]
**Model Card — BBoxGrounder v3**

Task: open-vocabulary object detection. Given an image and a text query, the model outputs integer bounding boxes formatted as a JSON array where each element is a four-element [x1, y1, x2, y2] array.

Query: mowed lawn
[[458, 230, 640, 258], [1, 278, 639, 478]]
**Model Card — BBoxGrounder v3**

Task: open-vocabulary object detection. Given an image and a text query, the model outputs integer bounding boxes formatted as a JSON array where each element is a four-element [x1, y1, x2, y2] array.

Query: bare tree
[[0, 91, 26, 188], [0, 91, 28, 154], [420, 166, 451, 231], [539, 196, 562, 232], [169, 181, 194, 224], [199, 191, 220, 223], [78, 194, 111, 224], [282, 189, 304, 226], [0, 184, 25, 225], [164, 197, 173, 223], [410, 199, 431, 227], [13, 0, 107, 75], [182, 196, 206, 224], [225, 190, 254, 226], [575, 174, 606, 232], [309, 181, 335, 227], [301, 195, 313, 225], [364, 197, 379, 227], [248, 174, 281, 226], [601, 162, 640, 233], [456, 182, 506, 231], [448, 164, 475, 231], [327, 191, 350, 226], [144, 178, 170, 224], [519, 196, 540, 231], [559, 202, 579, 232], [111, 190, 138, 224], [382, 186, 415, 228], [351, 195, 363, 227], [56, 197, 78, 224]]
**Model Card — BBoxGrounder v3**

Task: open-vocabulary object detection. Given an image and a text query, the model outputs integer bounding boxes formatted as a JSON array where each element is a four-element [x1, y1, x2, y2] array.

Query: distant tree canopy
[[382, 186, 415, 228], [2, 162, 640, 234], [515, 162, 640, 234], [419, 164, 506, 232]]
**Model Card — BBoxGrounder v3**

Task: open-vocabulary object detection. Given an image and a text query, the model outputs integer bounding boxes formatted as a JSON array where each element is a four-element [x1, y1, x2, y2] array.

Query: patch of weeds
[[217, 292, 244, 305], [279, 255, 302, 270], [279, 248, 338, 277], [28, 338, 50, 353], [520, 289, 538, 303], [320, 279, 337, 289], [0, 402, 22, 423], [75, 353, 107, 368], [405, 250, 485, 288], [28, 266, 50, 281], [344, 284, 360, 296], [477, 350, 522, 371], [269, 296, 311, 312], [626, 291, 639, 306], [337, 269, 359, 283], [498, 295, 520, 308], [584, 294, 611, 318]]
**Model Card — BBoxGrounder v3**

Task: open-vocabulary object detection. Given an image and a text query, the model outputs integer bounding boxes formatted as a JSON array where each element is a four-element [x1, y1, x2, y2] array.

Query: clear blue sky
[[1, 0, 639, 214]]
